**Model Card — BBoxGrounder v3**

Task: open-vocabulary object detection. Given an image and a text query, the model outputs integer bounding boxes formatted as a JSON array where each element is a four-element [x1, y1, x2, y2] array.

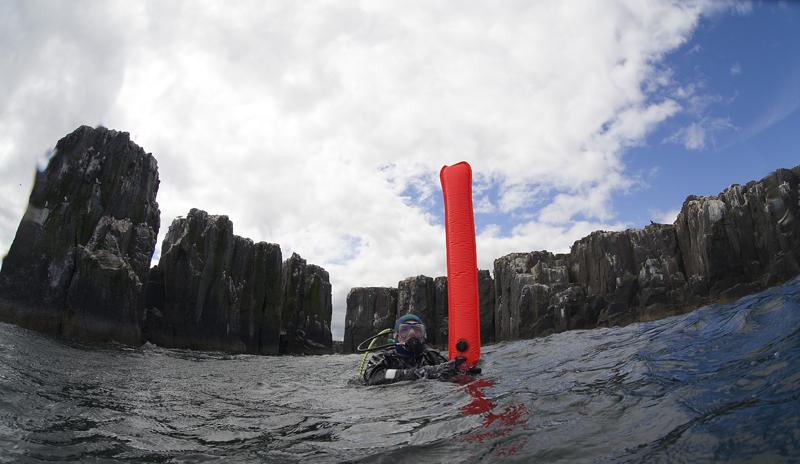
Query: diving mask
[[396, 321, 427, 344]]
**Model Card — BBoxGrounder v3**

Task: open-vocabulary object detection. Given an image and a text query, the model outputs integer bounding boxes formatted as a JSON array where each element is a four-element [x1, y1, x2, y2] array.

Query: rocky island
[[0, 126, 332, 354], [343, 165, 800, 352], [1, 125, 798, 355], [0, 126, 160, 345]]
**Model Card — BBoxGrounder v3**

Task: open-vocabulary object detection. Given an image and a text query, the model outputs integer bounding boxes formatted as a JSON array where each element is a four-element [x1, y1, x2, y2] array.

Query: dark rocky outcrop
[[0, 126, 159, 344], [675, 168, 800, 298], [477, 270, 495, 344], [143, 209, 283, 353], [433, 276, 448, 346], [492, 165, 800, 342], [343, 271, 495, 352], [345, 166, 800, 349], [493, 251, 598, 339], [143, 210, 334, 355], [332, 340, 344, 354], [4, 127, 798, 355], [1, 126, 335, 355], [397, 275, 438, 344], [343, 287, 398, 353], [493, 252, 567, 340], [280, 253, 333, 354]]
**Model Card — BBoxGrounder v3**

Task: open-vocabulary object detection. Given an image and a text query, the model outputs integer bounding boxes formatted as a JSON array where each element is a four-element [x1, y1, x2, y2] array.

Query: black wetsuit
[[362, 347, 449, 386]]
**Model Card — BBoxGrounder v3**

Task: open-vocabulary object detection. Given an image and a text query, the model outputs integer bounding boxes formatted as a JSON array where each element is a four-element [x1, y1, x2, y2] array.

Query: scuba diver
[[361, 314, 465, 385]]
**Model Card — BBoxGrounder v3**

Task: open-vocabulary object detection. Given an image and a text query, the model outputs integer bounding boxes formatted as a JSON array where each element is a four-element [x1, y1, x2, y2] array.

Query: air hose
[[356, 328, 394, 378]]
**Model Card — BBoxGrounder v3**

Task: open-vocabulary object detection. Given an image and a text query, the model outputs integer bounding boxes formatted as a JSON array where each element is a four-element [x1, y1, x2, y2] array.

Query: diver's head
[[394, 314, 427, 356]]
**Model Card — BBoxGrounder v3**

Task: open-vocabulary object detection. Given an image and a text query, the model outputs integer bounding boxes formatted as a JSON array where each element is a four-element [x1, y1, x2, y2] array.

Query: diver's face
[[396, 321, 426, 344]]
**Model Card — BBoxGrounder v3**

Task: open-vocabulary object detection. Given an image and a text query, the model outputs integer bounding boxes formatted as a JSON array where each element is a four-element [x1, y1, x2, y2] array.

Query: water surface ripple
[[2, 278, 800, 462]]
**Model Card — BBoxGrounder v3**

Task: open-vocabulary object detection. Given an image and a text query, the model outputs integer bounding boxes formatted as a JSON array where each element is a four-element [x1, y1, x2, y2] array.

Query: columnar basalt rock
[[477, 270, 495, 344], [433, 276, 449, 347], [397, 275, 438, 344], [493, 225, 695, 340], [343, 287, 398, 353], [493, 253, 535, 341], [0, 126, 160, 344], [675, 168, 800, 299], [144, 212, 335, 355], [344, 271, 495, 351], [4, 127, 798, 354], [515, 258, 569, 339], [0, 127, 336, 355], [281, 253, 333, 354], [567, 226, 686, 326], [143, 209, 284, 354], [626, 224, 689, 320], [493, 252, 569, 341], [490, 166, 800, 343]]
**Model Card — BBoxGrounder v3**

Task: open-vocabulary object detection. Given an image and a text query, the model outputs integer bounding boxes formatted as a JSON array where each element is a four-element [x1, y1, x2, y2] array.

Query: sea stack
[[143, 209, 284, 353], [280, 252, 334, 354], [0, 126, 160, 344], [342, 272, 496, 352], [489, 165, 800, 342]]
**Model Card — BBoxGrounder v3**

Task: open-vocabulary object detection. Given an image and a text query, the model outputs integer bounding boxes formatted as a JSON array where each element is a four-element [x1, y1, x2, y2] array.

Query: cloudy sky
[[2, 1, 799, 339]]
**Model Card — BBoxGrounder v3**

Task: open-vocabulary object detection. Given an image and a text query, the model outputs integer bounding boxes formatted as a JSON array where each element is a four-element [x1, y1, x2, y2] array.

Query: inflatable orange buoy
[[440, 161, 480, 369]]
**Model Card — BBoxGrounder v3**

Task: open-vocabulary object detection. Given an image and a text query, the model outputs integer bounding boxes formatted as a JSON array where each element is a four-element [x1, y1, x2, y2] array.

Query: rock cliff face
[[280, 253, 333, 354], [0, 126, 159, 344], [342, 287, 398, 353], [342, 271, 495, 352], [477, 270, 495, 343], [397, 276, 438, 344], [345, 166, 800, 349], [144, 210, 333, 354], [0, 126, 334, 355], [675, 168, 800, 298], [4, 127, 797, 354], [143, 209, 283, 353], [492, 165, 800, 341], [433, 276, 448, 346]]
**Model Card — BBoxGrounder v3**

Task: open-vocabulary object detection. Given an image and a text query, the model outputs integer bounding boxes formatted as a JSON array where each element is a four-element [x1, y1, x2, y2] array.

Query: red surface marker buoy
[[440, 161, 481, 369]]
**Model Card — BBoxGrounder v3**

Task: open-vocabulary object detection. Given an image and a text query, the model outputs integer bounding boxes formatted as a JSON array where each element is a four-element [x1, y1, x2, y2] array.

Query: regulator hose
[[357, 328, 394, 377]]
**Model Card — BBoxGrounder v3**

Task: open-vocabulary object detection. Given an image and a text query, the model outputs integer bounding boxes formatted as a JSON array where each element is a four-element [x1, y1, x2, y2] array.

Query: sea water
[[2, 278, 800, 463]]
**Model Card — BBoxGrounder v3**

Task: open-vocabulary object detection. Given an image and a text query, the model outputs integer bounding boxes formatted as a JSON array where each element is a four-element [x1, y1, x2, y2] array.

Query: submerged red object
[[440, 161, 481, 369]]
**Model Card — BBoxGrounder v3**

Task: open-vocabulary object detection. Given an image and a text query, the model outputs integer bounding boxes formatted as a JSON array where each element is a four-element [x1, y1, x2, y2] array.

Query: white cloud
[[730, 62, 742, 76], [672, 122, 707, 150], [477, 219, 629, 262], [0, 0, 729, 339], [665, 117, 735, 150], [732, 1, 754, 15], [474, 196, 497, 214], [663, 60, 740, 152]]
